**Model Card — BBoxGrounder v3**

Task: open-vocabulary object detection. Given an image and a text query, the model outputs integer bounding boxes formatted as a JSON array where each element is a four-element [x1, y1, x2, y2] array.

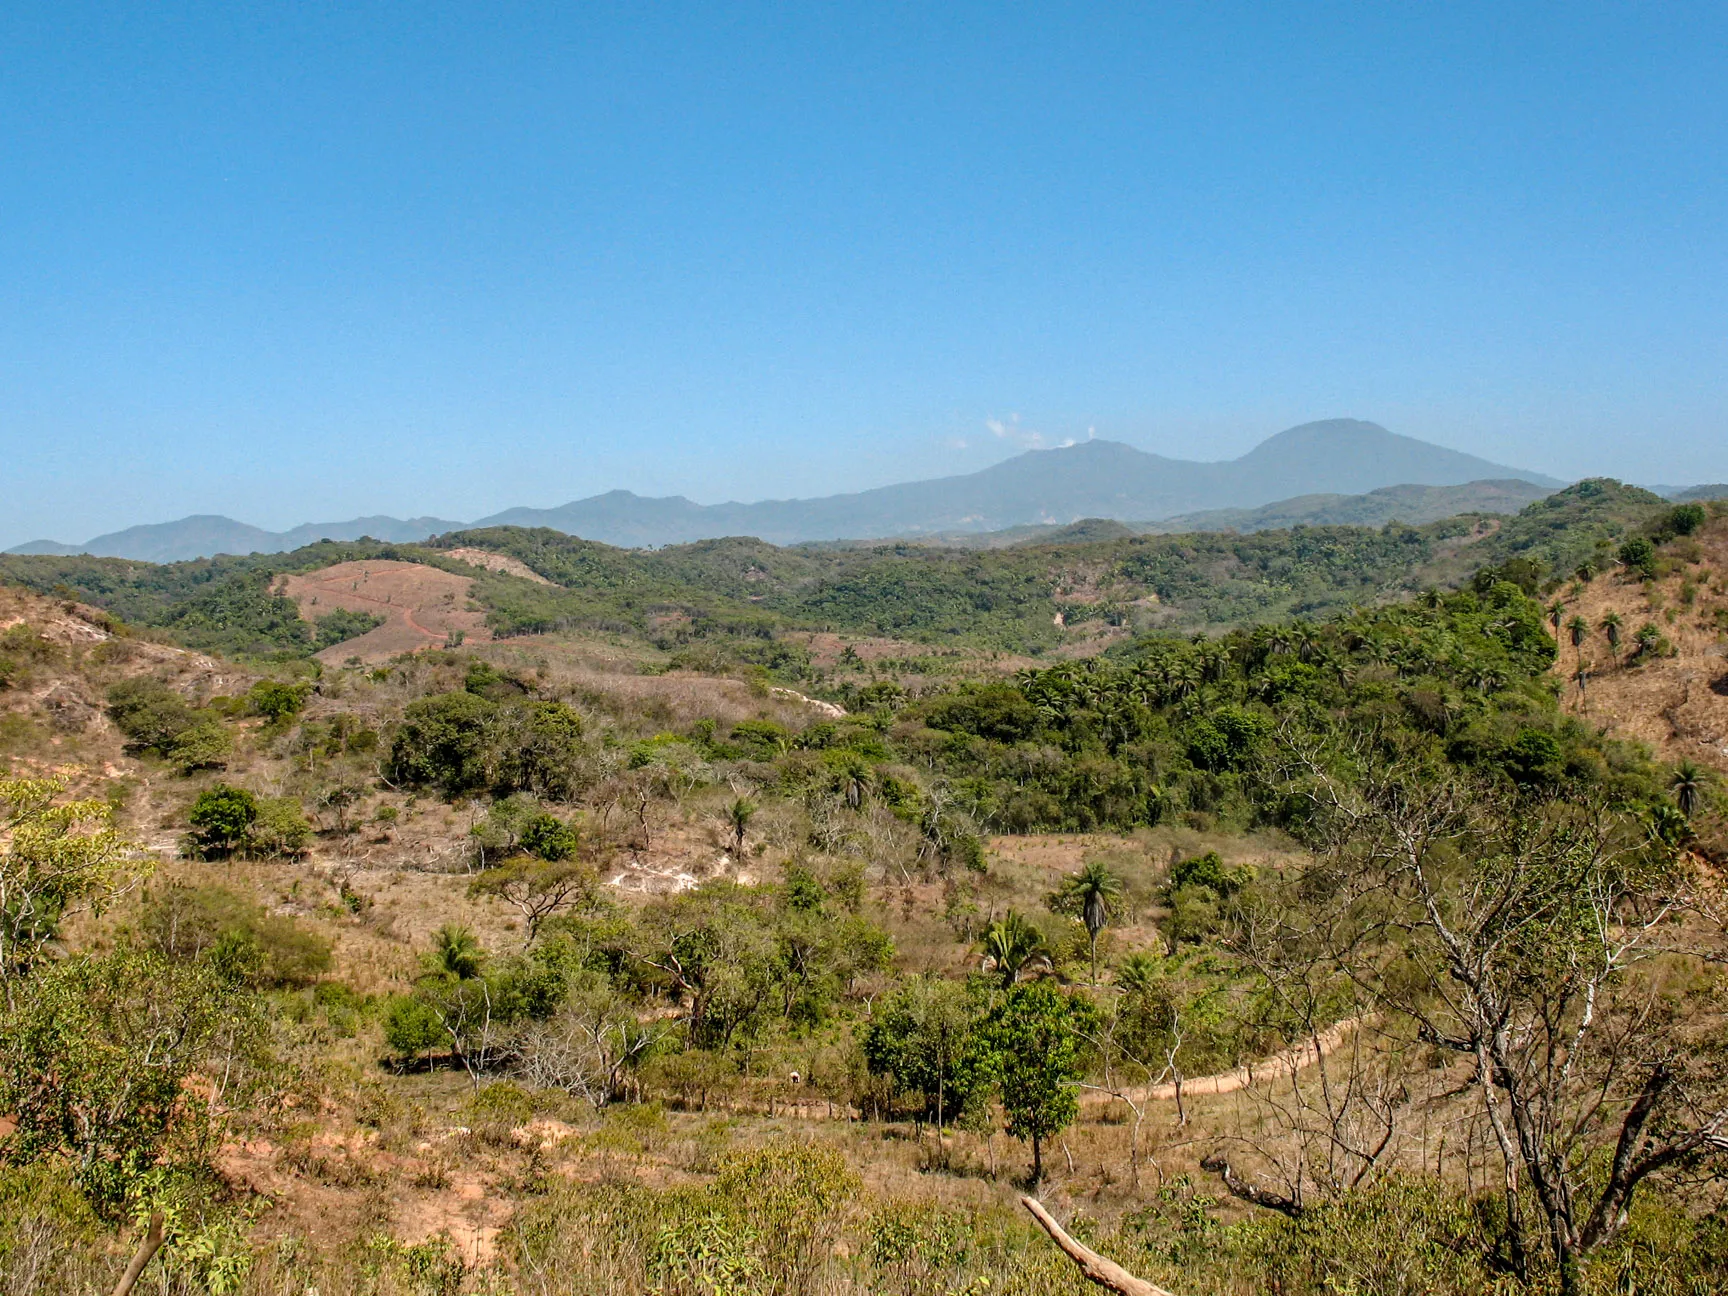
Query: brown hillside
[[1549, 517, 1728, 772], [279, 559, 493, 663], [443, 546, 553, 584]]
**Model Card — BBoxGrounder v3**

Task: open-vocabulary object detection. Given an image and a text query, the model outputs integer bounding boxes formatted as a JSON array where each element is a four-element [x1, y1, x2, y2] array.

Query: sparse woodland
[[2, 488, 1727, 1294]]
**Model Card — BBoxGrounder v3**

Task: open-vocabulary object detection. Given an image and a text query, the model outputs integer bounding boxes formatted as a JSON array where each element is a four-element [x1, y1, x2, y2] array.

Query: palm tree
[[1058, 860, 1123, 983], [980, 912, 1051, 988], [724, 797, 757, 856], [426, 925, 484, 980], [1600, 611, 1623, 659], [1566, 615, 1589, 661], [1547, 600, 1565, 637], [1115, 950, 1162, 995], [1633, 623, 1663, 660], [1672, 761, 1707, 818]]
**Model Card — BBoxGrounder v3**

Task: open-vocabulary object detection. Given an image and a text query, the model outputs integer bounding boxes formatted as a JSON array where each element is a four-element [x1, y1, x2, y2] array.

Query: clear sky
[[2, 2, 1725, 545]]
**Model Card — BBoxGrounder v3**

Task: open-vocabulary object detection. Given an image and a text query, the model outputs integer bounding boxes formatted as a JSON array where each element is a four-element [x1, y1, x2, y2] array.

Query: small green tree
[[383, 994, 443, 1069], [976, 981, 1096, 1187], [470, 856, 598, 948], [1618, 536, 1656, 579], [0, 949, 265, 1212], [861, 974, 981, 1125], [1599, 611, 1623, 658], [249, 796, 312, 857], [979, 911, 1051, 987], [187, 785, 258, 858], [1, 777, 140, 988], [105, 679, 197, 753], [387, 690, 498, 793], [519, 812, 581, 861], [247, 679, 310, 722], [1672, 760, 1708, 818], [426, 924, 486, 980]]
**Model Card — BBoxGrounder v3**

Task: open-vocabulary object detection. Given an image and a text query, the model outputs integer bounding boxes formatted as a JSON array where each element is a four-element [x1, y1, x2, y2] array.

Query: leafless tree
[[1270, 736, 1728, 1293]]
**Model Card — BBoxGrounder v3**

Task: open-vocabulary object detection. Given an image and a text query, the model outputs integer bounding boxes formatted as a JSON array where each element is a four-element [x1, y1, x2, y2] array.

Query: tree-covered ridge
[[890, 573, 1666, 839], [0, 479, 1692, 662]]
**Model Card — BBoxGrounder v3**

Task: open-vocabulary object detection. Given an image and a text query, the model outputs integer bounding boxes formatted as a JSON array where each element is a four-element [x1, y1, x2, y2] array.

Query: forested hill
[[0, 479, 1674, 663]]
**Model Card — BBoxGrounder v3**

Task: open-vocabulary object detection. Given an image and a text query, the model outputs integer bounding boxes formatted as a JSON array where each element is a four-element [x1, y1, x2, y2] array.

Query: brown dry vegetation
[[1548, 515, 1728, 771], [280, 560, 494, 663]]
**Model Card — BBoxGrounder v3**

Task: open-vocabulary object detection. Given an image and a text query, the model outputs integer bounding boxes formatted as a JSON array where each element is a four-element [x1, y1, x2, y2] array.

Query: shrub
[[387, 690, 498, 792], [1667, 503, 1707, 537], [1619, 535, 1657, 578], [141, 883, 332, 987], [249, 796, 312, 856], [187, 784, 258, 857], [246, 679, 310, 722], [105, 678, 197, 752]]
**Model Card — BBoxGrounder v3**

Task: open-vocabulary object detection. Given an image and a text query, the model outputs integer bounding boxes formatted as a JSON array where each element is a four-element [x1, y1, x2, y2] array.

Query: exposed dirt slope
[[442, 547, 553, 584], [279, 560, 493, 663], [1550, 519, 1728, 771]]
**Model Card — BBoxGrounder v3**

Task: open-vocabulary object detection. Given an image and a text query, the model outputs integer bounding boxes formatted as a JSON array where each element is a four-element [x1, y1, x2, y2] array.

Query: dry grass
[[280, 560, 493, 663], [1549, 516, 1728, 772]]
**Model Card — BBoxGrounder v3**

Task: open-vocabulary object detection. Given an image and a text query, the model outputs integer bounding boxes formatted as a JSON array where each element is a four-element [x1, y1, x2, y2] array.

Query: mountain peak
[[6, 419, 1562, 556]]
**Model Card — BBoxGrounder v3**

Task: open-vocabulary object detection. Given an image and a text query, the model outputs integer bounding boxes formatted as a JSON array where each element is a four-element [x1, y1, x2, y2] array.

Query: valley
[[1, 487, 1725, 1296]]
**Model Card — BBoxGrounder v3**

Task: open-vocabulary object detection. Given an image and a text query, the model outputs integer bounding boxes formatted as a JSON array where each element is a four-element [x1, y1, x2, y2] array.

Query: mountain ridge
[[9, 419, 1567, 559]]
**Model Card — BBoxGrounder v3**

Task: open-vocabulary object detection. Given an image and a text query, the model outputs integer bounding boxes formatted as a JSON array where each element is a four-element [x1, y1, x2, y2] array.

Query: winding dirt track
[[1138, 1015, 1366, 1102], [279, 561, 492, 662]]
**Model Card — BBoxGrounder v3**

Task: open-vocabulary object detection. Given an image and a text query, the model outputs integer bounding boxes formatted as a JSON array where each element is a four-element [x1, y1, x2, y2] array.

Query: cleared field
[[280, 560, 493, 663]]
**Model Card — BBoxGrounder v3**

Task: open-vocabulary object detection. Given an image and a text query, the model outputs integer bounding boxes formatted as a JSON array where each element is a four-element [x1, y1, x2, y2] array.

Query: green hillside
[[0, 481, 1692, 667]]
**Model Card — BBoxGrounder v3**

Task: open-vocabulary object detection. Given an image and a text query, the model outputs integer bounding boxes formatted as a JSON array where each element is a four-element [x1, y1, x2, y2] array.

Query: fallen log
[[1021, 1196, 1176, 1296]]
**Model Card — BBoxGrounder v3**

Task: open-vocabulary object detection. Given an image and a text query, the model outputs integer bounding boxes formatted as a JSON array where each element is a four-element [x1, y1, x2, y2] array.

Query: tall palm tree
[[1059, 860, 1123, 983], [1547, 601, 1565, 637], [1672, 761, 1707, 818], [980, 912, 1052, 988], [1600, 611, 1623, 659]]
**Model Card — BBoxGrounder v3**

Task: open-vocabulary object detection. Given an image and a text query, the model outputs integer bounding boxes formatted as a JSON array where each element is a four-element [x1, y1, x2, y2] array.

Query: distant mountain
[[9, 419, 1560, 558], [7, 513, 461, 564], [476, 420, 1559, 545], [1668, 484, 1728, 503], [1138, 479, 1554, 535]]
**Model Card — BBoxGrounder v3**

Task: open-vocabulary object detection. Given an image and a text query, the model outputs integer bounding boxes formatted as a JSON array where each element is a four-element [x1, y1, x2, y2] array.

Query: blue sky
[[2, 2, 1725, 545]]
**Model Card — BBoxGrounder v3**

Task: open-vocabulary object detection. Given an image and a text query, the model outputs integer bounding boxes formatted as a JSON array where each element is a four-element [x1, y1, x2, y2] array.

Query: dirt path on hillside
[[280, 560, 492, 662], [697, 1016, 1369, 1123]]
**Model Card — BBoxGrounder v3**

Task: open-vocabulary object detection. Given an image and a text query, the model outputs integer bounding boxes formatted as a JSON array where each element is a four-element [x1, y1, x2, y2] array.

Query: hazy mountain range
[[7, 419, 1588, 561]]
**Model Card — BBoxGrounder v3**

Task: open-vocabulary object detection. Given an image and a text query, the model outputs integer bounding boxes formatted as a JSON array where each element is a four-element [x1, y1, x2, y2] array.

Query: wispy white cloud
[[986, 414, 1047, 449]]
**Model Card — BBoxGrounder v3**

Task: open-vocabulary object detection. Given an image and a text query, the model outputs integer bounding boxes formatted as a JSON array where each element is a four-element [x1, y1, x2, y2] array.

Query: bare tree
[[514, 975, 662, 1108], [1273, 740, 1728, 1293]]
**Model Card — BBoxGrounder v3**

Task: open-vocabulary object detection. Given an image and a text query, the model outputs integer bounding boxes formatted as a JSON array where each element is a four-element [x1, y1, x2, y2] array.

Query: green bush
[[140, 883, 332, 988], [246, 678, 311, 721], [387, 690, 498, 792], [187, 784, 258, 856], [105, 678, 197, 752]]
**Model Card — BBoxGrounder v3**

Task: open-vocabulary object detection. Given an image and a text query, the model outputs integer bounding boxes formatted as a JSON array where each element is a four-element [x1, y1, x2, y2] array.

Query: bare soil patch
[[280, 561, 492, 664], [442, 548, 553, 584]]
